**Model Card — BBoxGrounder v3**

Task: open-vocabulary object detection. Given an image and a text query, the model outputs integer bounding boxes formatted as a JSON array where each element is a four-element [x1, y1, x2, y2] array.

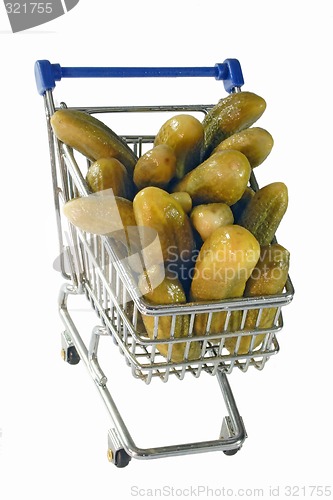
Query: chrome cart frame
[[35, 59, 294, 467]]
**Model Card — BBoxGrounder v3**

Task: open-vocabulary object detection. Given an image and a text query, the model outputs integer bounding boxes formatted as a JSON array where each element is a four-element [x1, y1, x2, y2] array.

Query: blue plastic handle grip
[[34, 59, 244, 96]]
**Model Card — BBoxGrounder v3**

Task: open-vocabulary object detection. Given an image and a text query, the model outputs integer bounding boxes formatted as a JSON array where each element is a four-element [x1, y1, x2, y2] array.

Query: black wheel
[[114, 449, 131, 468], [67, 346, 80, 365], [223, 448, 240, 456]]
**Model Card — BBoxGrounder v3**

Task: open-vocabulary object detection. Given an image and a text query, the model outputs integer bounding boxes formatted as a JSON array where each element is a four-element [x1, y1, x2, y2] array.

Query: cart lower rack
[[35, 59, 294, 466]]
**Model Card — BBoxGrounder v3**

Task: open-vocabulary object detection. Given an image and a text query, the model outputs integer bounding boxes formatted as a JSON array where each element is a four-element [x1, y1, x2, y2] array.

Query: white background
[[1, 1, 333, 498]]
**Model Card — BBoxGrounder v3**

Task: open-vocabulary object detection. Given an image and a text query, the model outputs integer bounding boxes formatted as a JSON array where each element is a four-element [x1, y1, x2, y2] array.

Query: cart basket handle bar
[[34, 59, 244, 96]]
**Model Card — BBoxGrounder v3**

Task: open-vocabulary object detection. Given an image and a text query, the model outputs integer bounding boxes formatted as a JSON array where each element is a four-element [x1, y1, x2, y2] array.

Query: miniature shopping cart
[[35, 59, 294, 467]]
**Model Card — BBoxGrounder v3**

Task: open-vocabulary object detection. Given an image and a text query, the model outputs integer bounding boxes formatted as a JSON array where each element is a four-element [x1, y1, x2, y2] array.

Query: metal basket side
[[70, 221, 291, 383]]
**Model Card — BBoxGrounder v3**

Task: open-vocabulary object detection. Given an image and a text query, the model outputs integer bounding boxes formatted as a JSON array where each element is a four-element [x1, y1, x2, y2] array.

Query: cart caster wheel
[[107, 448, 131, 468], [223, 448, 240, 456], [67, 346, 80, 365], [107, 428, 131, 467], [115, 449, 131, 468], [61, 346, 80, 365]]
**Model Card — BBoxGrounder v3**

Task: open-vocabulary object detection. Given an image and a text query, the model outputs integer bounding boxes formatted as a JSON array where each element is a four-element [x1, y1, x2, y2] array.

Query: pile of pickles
[[52, 90, 290, 360]]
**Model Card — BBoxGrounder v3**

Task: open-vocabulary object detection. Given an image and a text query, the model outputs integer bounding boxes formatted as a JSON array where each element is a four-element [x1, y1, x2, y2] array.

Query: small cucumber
[[138, 269, 202, 362], [202, 91, 267, 158], [212, 127, 274, 168], [51, 109, 138, 174], [224, 243, 290, 354], [133, 186, 195, 278], [173, 149, 251, 206], [86, 157, 134, 199], [133, 144, 177, 190], [190, 224, 261, 336], [238, 182, 288, 245], [154, 114, 204, 179]]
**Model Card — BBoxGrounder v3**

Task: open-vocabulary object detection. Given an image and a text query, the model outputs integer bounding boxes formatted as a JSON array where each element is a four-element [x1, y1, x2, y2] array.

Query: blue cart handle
[[34, 59, 244, 96]]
